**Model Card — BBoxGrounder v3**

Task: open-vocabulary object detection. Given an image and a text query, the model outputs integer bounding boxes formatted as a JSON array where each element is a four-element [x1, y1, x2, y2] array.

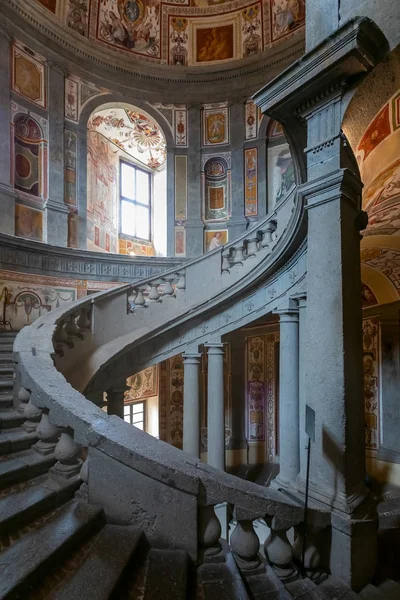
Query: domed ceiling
[[32, 0, 305, 67]]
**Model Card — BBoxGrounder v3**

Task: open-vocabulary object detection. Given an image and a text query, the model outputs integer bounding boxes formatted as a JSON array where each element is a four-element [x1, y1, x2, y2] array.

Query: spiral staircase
[[1, 186, 400, 599]]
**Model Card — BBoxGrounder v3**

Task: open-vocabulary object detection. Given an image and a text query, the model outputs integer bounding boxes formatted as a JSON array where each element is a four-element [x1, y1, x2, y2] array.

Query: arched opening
[[86, 103, 167, 256], [266, 119, 295, 214]]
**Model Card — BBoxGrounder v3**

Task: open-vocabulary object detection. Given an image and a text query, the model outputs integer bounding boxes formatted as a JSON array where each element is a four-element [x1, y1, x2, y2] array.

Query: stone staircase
[[1, 330, 400, 599]]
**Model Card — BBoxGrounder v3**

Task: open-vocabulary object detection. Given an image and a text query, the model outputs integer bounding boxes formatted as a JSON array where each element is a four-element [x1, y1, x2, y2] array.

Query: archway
[[86, 102, 168, 256]]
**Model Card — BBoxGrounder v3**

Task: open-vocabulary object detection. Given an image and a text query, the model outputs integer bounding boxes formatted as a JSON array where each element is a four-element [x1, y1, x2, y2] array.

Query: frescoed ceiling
[[30, 0, 305, 67], [88, 106, 166, 168]]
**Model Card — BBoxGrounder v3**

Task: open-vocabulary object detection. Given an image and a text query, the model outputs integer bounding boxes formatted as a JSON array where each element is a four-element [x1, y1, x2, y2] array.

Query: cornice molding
[[0, 234, 183, 282]]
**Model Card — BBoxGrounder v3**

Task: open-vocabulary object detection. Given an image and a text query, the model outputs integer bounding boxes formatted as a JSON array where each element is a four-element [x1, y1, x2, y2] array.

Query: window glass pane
[[133, 422, 144, 431], [132, 403, 144, 414], [124, 414, 131, 423], [121, 162, 135, 200], [137, 170, 149, 205], [124, 406, 131, 416], [121, 200, 136, 236], [136, 205, 150, 240]]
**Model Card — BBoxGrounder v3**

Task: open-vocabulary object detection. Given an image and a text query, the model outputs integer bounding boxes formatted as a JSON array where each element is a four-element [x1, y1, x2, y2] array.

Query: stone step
[[143, 548, 189, 600], [53, 525, 144, 600], [0, 449, 55, 489], [284, 576, 322, 599], [0, 366, 13, 377], [0, 500, 104, 598], [0, 427, 38, 455], [317, 576, 359, 599], [0, 357, 13, 367], [242, 562, 291, 599], [197, 559, 251, 600], [378, 579, 400, 599], [359, 584, 385, 599], [0, 345, 14, 354], [0, 409, 25, 430], [0, 380, 13, 391], [0, 476, 80, 536], [0, 393, 13, 409]]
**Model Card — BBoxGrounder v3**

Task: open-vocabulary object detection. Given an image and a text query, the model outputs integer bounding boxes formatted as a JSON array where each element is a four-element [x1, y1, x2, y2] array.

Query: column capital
[[48, 60, 68, 77], [204, 343, 225, 355], [182, 352, 202, 364], [274, 298, 299, 321], [291, 292, 307, 308], [300, 168, 363, 212]]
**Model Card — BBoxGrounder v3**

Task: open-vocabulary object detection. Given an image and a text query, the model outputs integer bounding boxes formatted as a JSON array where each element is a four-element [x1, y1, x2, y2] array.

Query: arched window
[[266, 119, 295, 211]]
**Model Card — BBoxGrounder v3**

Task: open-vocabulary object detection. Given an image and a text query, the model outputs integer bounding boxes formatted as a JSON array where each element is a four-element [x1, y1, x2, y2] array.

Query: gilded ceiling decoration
[[32, 0, 305, 66]]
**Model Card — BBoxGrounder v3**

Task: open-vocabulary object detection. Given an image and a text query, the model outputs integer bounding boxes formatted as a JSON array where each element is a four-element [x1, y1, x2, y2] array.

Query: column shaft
[[183, 352, 202, 457], [0, 29, 14, 235], [206, 344, 225, 471], [276, 305, 299, 486], [297, 295, 307, 484]]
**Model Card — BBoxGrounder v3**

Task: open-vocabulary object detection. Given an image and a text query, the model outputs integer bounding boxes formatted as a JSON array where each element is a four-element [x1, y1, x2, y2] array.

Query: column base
[[295, 474, 369, 515]]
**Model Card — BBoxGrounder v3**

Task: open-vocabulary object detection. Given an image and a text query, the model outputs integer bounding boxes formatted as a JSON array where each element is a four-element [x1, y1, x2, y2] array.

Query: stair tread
[[359, 584, 385, 599], [0, 428, 38, 456], [144, 548, 188, 600], [317, 577, 359, 599], [0, 449, 55, 488], [53, 525, 143, 600], [0, 500, 104, 598]]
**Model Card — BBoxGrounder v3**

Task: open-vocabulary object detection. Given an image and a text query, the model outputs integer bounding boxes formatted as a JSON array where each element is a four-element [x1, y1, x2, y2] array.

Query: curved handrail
[[14, 184, 326, 530]]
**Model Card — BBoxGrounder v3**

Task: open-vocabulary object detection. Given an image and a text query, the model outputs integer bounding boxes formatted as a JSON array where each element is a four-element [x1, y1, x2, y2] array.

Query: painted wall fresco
[[118, 238, 154, 255], [88, 107, 166, 169], [33, 0, 57, 12], [246, 332, 279, 462], [174, 108, 188, 147], [204, 229, 228, 252], [87, 131, 118, 252], [12, 41, 46, 109], [65, 75, 108, 124], [125, 366, 158, 401], [244, 147, 257, 217], [361, 283, 378, 308], [362, 318, 380, 451], [15, 204, 43, 242], [0, 270, 78, 331], [64, 130, 77, 208], [245, 100, 258, 140], [267, 120, 294, 208], [202, 104, 229, 146], [174, 226, 186, 257], [53, 1, 304, 66], [11, 103, 48, 204], [175, 155, 187, 220], [203, 154, 231, 221]]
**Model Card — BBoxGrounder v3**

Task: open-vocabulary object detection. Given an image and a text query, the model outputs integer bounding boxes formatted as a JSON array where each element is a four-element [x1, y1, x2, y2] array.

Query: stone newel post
[[183, 350, 202, 457], [205, 343, 225, 471]]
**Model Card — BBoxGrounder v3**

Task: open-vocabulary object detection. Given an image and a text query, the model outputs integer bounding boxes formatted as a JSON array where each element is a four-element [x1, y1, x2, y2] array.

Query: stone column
[[77, 123, 88, 249], [182, 350, 202, 457], [106, 387, 126, 419], [46, 61, 69, 247], [0, 27, 15, 235], [273, 300, 299, 488], [206, 343, 225, 471], [185, 105, 203, 257], [296, 294, 308, 485]]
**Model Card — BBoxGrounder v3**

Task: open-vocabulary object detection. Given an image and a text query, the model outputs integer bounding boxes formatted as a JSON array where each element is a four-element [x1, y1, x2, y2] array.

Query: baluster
[[246, 234, 259, 259], [34, 409, 60, 455], [80, 454, 89, 483], [292, 524, 322, 580], [127, 289, 136, 313], [65, 314, 84, 340], [133, 286, 147, 308], [260, 220, 277, 249], [16, 386, 30, 413], [147, 280, 161, 302], [232, 245, 245, 266], [76, 306, 91, 330], [23, 399, 42, 433], [54, 321, 74, 348], [199, 504, 222, 559], [175, 271, 186, 293], [230, 519, 261, 570], [51, 427, 82, 478], [264, 516, 296, 580], [221, 249, 231, 275], [161, 275, 176, 298]]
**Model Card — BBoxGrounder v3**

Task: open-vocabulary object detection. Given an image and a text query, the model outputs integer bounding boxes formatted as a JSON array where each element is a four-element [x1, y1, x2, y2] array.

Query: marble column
[[228, 102, 247, 240], [206, 343, 225, 471], [106, 387, 126, 419], [182, 350, 202, 457], [0, 27, 15, 235], [273, 299, 299, 488], [46, 61, 69, 247]]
